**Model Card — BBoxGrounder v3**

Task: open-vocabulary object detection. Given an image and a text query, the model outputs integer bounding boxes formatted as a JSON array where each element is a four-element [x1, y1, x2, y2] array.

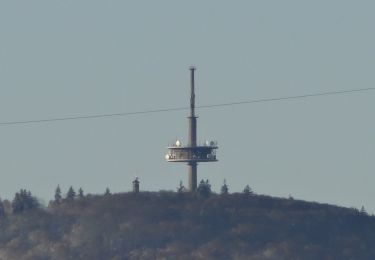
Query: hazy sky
[[0, 1, 374, 212]]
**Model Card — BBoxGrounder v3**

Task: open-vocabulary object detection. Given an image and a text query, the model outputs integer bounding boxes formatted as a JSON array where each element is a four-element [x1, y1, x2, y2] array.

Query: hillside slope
[[0, 192, 374, 260]]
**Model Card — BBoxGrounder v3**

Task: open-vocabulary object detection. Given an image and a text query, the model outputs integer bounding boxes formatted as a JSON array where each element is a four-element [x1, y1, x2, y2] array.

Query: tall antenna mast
[[190, 66, 196, 118], [188, 66, 197, 190], [165, 67, 218, 192]]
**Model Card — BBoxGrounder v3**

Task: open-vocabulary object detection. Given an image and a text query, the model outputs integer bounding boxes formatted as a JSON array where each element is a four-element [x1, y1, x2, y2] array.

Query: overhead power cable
[[0, 87, 374, 126]]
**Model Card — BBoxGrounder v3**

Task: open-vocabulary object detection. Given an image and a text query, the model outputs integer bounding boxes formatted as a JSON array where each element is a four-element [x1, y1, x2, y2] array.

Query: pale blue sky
[[0, 1, 374, 212]]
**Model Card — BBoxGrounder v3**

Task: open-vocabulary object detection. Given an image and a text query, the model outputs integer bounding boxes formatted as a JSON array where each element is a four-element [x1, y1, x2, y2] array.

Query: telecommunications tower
[[165, 67, 218, 191]]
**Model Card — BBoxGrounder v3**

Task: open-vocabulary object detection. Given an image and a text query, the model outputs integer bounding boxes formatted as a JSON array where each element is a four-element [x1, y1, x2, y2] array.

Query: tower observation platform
[[165, 67, 218, 191], [165, 140, 218, 162]]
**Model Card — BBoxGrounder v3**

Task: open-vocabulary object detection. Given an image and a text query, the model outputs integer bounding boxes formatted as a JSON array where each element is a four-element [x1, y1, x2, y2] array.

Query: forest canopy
[[0, 190, 374, 260]]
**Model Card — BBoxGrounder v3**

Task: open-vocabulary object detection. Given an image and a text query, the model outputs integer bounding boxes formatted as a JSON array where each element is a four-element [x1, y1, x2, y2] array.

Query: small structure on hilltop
[[132, 177, 140, 193], [165, 67, 218, 191]]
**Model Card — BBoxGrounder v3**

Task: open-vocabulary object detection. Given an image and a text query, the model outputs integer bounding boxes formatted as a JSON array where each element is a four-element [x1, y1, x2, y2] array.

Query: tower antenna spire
[[190, 66, 196, 118]]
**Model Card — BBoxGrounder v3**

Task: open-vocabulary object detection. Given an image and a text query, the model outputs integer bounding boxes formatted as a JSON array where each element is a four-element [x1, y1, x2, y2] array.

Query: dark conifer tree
[[12, 192, 22, 213], [197, 179, 211, 197], [54, 185, 62, 204], [221, 179, 229, 195], [243, 185, 253, 196], [12, 189, 39, 213], [360, 206, 367, 216], [0, 199, 5, 216], [78, 188, 84, 199], [177, 181, 186, 193], [66, 186, 76, 201], [104, 188, 111, 196]]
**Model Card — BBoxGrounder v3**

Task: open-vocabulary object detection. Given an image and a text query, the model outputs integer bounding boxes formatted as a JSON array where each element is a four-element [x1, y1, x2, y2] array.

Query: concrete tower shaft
[[188, 162, 197, 191]]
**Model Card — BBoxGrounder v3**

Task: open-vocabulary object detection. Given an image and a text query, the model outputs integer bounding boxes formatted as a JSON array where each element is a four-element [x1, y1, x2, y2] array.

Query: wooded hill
[[0, 191, 374, 259]]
